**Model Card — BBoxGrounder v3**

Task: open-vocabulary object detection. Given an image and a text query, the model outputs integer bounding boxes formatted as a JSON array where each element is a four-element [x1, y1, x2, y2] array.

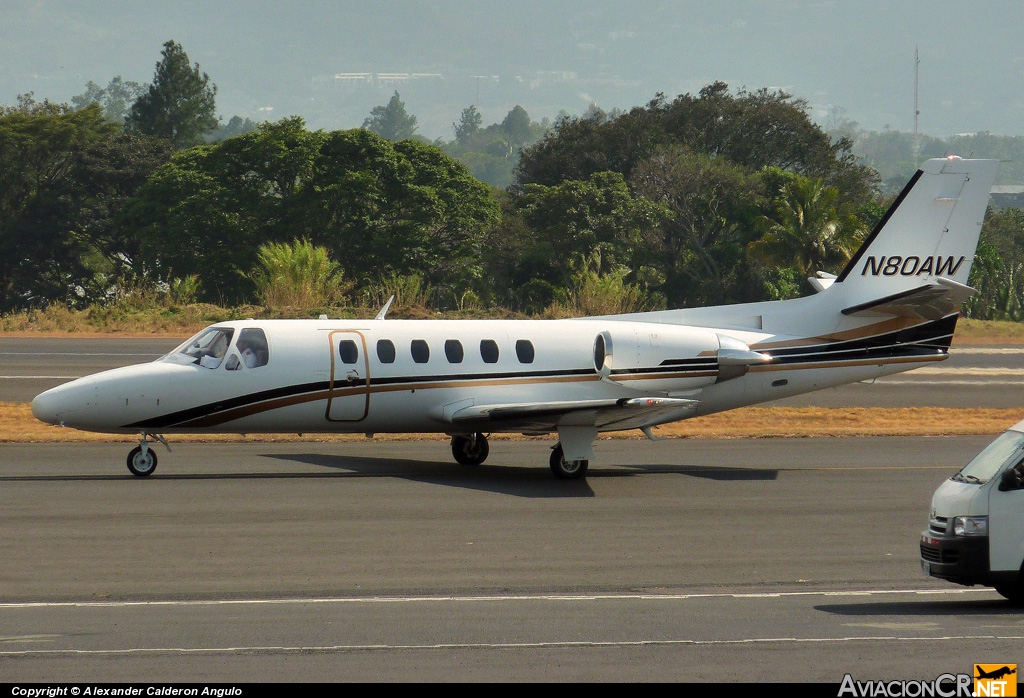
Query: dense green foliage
[[501, 83, 881, 309], [4, 75, 1024, 322], [843, 127, 1024, 192], [439, 104, 549, 188], [121, 119, 499, 304], [126, 41, 218, 149], [0, 100, 172, 311], [362, 92, 418, 141]]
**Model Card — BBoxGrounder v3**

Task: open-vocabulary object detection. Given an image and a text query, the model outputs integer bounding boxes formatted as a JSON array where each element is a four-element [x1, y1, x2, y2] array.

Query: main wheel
[[451, 433, 489, 465], [549, 443, 588, 479], [127, 445, 158, 477]]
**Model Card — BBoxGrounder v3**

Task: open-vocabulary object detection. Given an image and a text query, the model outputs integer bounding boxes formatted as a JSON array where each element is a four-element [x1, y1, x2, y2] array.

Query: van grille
[[929, 516, 948, 535], [920, 543, 959, 564]]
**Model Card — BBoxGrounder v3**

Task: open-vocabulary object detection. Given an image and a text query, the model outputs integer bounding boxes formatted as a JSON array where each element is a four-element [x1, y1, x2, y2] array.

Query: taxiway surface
[[2, 437, 1021, 681]]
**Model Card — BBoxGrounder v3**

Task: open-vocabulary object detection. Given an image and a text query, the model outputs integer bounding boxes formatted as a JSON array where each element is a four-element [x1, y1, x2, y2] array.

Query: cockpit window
[[176, 328, 235, 369], [236, 328, 270, 368]]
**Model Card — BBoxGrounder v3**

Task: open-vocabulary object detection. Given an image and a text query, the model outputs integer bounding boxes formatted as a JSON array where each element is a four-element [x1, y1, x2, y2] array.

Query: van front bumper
[[920, 531, 990, 585]]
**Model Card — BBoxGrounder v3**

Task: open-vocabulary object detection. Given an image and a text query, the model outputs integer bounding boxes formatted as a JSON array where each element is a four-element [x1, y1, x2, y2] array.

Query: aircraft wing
[[448, 396, 699, 433], [840, 277, 975, 321]]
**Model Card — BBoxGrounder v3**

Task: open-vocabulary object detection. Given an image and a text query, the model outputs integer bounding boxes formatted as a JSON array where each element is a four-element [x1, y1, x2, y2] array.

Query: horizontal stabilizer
[[840, 277, 975, 320], [449, 396, 699, 433]]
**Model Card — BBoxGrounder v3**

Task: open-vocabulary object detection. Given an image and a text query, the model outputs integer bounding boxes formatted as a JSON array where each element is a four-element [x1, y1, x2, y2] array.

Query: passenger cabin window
[[179, 327, 234, 369], [377, 339, 396, 364], [445, 339, 464, 363], [515, 339, 535, 364], [411, 339, 430, 364], [339, 339, 359, 364], [480, 339, 499, 364], [236, 328, 269, 368]]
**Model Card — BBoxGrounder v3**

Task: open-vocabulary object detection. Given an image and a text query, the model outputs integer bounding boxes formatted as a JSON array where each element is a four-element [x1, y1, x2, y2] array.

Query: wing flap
[[449, 396, 699, 433]]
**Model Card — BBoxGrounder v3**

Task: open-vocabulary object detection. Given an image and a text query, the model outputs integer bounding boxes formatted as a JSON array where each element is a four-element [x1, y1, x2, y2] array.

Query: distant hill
[[846, 129, 1024, 192]]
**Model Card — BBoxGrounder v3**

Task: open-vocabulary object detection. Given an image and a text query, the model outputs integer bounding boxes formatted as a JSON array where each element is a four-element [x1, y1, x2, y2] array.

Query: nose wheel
[[126, 432, 170, 477], [549, 443, 588, 479], [451, 433, 489, 465], [127, 445, 158, 476]]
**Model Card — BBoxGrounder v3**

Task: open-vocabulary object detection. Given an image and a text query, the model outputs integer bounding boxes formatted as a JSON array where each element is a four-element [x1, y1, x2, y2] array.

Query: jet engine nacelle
[[593, 324, 770, 392]]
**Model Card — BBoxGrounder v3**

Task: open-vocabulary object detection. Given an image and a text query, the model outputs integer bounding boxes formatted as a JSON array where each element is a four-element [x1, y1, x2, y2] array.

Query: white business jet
[[32, 157, 997, 478]]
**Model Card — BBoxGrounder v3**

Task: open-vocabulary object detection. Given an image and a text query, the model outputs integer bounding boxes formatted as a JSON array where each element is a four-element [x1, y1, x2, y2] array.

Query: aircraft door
[[327, 330, 370, 422]]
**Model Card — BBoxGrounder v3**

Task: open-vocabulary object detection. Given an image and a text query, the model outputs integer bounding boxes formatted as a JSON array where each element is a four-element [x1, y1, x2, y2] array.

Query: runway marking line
[[0, 352, 162, 357], [4, 634, 1024, 657], [0, 587, 994, 610], [0, 375, 82, 379]]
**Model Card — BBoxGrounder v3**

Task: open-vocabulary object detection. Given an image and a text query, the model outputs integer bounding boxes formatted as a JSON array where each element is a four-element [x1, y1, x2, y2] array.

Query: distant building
[[991, 185, 1024, 210]]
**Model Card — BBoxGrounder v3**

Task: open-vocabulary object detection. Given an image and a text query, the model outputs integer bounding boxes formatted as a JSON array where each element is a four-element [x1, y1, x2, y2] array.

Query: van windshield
[[952, 430, 1024, 484]]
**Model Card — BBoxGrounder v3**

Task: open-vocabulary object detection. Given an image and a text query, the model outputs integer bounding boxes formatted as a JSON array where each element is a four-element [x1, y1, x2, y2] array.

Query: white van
[[921, 420, 1024, 602]]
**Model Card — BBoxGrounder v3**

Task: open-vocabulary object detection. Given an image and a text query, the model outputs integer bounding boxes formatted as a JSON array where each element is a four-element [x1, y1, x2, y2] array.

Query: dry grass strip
[[3, 402, 1022, 443]]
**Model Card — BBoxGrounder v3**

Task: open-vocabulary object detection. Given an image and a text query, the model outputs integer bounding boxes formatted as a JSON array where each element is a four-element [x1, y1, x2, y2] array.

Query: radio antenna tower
[[914, 45, 920, 167]]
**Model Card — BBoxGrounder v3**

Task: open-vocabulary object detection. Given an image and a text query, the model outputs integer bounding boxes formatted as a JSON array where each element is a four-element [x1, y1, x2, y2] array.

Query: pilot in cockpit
[[237, 338, 259, 369]]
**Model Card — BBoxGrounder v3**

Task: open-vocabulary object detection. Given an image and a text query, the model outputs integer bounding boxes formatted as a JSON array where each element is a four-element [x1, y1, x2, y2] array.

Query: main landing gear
[[126, 432, 171, 477], [451, 432, 489, 465], [450, 434, 590, 479], [549, 443, 588, 479]]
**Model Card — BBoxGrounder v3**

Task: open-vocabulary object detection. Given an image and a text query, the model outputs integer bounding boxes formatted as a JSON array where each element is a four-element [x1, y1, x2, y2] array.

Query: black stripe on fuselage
[[125, 315, 957, 430]]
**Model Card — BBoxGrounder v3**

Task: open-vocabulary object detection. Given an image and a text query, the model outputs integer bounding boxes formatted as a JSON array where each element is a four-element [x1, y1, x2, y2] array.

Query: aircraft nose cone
[[31, 388, 62, 425]]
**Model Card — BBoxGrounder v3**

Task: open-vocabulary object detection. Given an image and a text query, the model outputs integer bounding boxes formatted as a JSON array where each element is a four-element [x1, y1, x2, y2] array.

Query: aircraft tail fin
[[830, 157, 997, 307]]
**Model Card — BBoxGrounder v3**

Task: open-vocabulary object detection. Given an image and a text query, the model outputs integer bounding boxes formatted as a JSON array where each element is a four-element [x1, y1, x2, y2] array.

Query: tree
[[362, 91, 417, 141], [122, 121, 499, 304], [0, 102, 171, 310], [515, 171, 668, 287], [122, 117, 326, 301], [747, 174, 868, 277], [453, 105, 482, 141], [71, 77, 147, 123], [501, 105, 534, 147], [630, 147, 764, 306], [126, 41, 218, 149], [516, 82, 877, 205], [208, 115, 259, 142]]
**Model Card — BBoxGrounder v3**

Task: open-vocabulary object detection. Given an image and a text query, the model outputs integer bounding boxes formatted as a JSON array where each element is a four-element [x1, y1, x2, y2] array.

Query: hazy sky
[[2, 1, 1022, 139]]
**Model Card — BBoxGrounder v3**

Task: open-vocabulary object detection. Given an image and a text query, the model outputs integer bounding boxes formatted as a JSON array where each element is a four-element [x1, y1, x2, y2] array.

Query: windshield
[[952, 430, 1024, 484], [165, 327, 235, 368]]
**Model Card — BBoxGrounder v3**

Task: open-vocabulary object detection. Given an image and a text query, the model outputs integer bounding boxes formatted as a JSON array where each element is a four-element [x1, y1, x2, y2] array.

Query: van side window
[[445, 339, 464, 363], [480, 339, 499, 364], [515, 339, 535, 364], [411, 339, 430, 364], [339, 340, 359, 364], [377, 339, 396, 364]]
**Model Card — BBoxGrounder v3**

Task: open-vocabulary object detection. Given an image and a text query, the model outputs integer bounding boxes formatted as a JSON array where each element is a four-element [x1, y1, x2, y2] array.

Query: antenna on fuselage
[[375, 295, 396, 320]]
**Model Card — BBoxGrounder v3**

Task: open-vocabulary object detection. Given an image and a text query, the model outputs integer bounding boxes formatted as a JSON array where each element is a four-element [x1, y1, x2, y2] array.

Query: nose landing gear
[[126, 432, 171, 477]]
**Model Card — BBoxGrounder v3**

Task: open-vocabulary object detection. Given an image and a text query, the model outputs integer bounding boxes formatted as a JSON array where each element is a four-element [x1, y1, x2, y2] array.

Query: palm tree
[[748, 175, 867, 276]]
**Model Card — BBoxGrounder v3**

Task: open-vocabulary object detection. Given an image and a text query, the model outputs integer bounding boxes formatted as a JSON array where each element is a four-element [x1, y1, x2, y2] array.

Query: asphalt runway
[[2, 437, 1022, 682], [1, 336, 1021, 407]]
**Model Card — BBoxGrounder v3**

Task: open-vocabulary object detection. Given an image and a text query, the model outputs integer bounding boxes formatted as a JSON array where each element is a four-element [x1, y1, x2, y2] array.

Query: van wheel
[[996, 578, 1024, 604]]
